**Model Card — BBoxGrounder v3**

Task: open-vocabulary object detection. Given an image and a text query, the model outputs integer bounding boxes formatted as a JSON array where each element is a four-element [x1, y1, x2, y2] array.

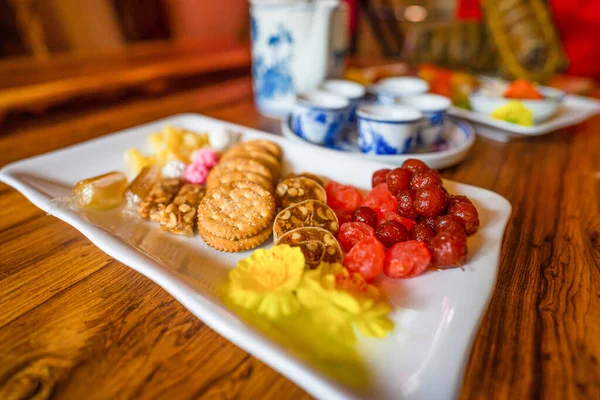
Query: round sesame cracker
[[198, 180, 276, 240]]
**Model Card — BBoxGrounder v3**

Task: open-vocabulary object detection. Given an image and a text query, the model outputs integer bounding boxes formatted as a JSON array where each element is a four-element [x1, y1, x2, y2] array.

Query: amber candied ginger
[[72, 171, 128, 210]]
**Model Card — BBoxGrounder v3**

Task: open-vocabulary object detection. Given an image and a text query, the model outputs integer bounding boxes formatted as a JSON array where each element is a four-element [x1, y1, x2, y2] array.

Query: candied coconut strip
[[138, 178, 182, 222], [160, 184, 206, 236]]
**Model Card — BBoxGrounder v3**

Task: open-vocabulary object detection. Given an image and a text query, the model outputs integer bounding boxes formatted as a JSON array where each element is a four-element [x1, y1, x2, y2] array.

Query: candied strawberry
[[362, 183, 398, 219], [383, 240, 431, 279], [378, 211, 416, 232], [386, 167, 412, 196], [402, 159, 430, 173], [344, 236, 385, 281], [376, 220, 408, 247], [334, 208, 353, 226], [338, 222, 376, 253], [325, 180, 363, 211]]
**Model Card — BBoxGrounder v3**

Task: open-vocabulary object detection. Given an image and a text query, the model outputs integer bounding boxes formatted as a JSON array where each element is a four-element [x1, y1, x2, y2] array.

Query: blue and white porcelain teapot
[[250, 0, 347, 118]]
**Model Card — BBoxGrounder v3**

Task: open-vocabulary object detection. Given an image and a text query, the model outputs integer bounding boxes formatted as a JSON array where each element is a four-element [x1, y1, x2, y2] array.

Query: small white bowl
[[372, 77, 430, 105], [469, 86, 565, 124], [291, 90, 349, 147], [320, 79, 367, 136], [357, 104, 423, 155], [401, 94, 452, 145]]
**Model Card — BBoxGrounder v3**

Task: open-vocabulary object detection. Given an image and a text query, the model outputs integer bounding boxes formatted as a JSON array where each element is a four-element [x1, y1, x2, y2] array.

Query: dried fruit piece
[[351, 206, 378, 228], [376, 220, 408, 247], [344, 236, 385, 281], [333, 208, 353, 226], [362, 183, 398, 219], [429, 232, 468, 268], [378, 211, 416, 232], [372, 169, 391, 188], [338, 222, 376, 253], [435, 215, 466, 235], [386, 167, 412, 196], [448, 201, 480, 236], [383, 240, 431, 279], [73, 171, 128, 210], [410, 170, 442, 190], [410, 223, 436, 243], [401, 159, 430, 173], [396, 189, 419, 220], [414, 186, 447, 218], [325, 180, 363, 211]]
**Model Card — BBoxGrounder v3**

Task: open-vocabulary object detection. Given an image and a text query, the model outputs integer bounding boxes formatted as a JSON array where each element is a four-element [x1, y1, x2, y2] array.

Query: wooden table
[[1, 76, 599, 400]]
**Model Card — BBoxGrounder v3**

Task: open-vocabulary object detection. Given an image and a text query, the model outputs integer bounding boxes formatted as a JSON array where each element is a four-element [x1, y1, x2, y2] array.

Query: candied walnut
[[159, 184, 206, 236], [138, 178, 182, 222]]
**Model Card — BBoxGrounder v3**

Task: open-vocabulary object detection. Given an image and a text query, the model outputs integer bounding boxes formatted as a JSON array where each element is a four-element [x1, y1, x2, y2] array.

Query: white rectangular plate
[[0, 114, 511, 400], [449, 94, 600, 141]]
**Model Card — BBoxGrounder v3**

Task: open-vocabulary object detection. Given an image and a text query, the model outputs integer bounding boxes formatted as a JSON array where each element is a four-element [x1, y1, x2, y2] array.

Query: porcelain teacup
[[357, 104, 423, 155], [401, 94, 452, 146], [291, 90, 350, 147], [372, 77, 430, 105]]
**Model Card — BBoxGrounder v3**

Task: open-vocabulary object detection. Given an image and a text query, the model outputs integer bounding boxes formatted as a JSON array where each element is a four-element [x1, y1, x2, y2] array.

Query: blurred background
[[0, 0, 598, 125]]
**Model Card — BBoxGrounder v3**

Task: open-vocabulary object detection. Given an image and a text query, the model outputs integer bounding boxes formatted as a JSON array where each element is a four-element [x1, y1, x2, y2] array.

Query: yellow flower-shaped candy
[[228, 245, 305, 319], [490, 101, 534, 126], [297, 263, 394, 343]]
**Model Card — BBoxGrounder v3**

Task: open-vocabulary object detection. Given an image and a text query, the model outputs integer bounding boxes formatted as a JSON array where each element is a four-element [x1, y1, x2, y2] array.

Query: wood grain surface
[[1, 75, 599, 400]]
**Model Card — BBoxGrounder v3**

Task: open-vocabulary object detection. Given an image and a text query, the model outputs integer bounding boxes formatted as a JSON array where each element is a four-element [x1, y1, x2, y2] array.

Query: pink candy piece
[[184, 163, 210, 185], [191, 148, 219, 169]]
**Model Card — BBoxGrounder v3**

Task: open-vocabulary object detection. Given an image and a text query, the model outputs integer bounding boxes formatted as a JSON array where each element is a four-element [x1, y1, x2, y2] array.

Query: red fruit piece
[[338, 222, 376, 253], [396, 189, 419, 220], [448, 201, 480, 236], [429, 232, 468, 268], [352, 206, 378, 228], [414, 186, 447, 218], [448, 194, 473, 207], [344, 237, 386, 281], [334, 208, 353, 226], [410, 170, 442, 190], [372, 169, 391, 188], [386, 167, 412, 196], [410, 223, 436, 243], [383, 240, 432, 279], [378, 211, 416, 232], [435, 215, 466, 235], [418, 215, 438, 230], [362, 183, 398, 219], [325, 180, 363, 211], [376, 220, 408, 247], [401, 159, 430, 173]]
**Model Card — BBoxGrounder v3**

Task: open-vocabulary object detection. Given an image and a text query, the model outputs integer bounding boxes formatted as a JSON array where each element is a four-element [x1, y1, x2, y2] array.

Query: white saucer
[[281, 117, 475, 169]]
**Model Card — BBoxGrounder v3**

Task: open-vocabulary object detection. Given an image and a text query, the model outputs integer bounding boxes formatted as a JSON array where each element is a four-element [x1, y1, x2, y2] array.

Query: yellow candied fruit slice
[[490, 101, 534, 126], [124, 148, 155, 175], [73, 171, 128, 210]]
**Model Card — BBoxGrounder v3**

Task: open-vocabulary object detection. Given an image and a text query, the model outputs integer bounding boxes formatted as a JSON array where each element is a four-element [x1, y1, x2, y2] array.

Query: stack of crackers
[[198, 140, 282, 252]]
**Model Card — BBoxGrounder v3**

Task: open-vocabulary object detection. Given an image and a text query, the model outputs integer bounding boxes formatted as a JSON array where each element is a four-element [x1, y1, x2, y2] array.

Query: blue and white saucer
[[281, 117, 475, 169]]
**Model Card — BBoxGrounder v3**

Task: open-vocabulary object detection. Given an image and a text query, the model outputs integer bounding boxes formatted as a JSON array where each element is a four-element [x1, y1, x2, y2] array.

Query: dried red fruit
[[362, 183, 398, 219], [435, 215, 466, 235], [338, 222, 375, 253], [383, 240, 431, 279], [396, 189, 419, 220], [375, 220, 408, 247], [325, 180, 363, 211], [429, 232, 468, 268], [448, 194, 473, 207], [386, 167, 412, 196], [344, 236, 386, 281], [334, 208, 353, 226], [410, 223, 436, 243], [378, 211, 416, 232], [401, 159, 430, 173], [410, 170, 442, 190], [414, 186, 447, 218], [448, 201, 480, 235], [372, 169, 391, 188], [352, 206, 378, 228]]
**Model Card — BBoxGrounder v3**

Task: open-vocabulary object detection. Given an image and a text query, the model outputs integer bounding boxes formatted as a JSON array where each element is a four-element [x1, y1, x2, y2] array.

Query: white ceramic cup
[[357, 104, 423, 155], [401, 94, 452, 146], [373, 77, 430, 105], [291, 90, 350, 147], [320, 79, 366, 140]]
